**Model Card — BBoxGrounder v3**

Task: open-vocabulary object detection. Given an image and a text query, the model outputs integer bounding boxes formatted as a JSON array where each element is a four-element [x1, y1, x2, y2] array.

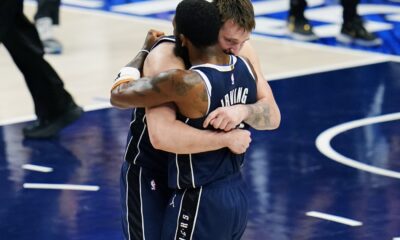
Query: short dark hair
[[212, 0, 255, 31], [175, 0, 221, 49]]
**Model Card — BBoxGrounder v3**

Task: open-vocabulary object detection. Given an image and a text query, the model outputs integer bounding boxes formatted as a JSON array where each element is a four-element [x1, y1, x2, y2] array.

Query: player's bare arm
[[240, 42, 281, 129], [147, 104, 251, 154], [204, 42, 281, 131], [243, 42, 281, 129], [142, 42, 251, 154], [111, 69, 209, 119]]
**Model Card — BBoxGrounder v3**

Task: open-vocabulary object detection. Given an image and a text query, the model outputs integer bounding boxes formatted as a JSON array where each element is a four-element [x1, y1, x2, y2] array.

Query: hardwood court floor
[[0, 2, 399, 240]]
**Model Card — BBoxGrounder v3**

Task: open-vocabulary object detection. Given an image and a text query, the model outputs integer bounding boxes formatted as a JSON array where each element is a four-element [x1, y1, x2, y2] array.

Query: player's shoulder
[[164, 69, 204, 87], [148, 41, 175, 59], [144, 41, 185, 76]]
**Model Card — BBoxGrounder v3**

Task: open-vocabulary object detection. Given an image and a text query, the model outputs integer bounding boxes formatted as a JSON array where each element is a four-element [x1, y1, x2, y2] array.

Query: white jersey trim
[[133, 115, 147, 164], [124, 108, 137, 161], [191, 55, 236, 72], [174, 189, 187, 239], [185, 118, 196, 189], [125, 163, 132, 240], [139, 167, 146, 240], [190, 187, 203, 240], [237, 56, 256, 81], [175, 154, 181, 189]]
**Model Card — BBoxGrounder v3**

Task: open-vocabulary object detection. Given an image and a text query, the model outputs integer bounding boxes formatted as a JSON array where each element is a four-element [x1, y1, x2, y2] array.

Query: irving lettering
[[220, 87, 249, 107]]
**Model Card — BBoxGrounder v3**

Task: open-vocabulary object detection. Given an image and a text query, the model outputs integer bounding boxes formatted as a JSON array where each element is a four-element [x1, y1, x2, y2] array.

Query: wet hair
[[212, 0, 256, 31], [175, 0, 221, 49]]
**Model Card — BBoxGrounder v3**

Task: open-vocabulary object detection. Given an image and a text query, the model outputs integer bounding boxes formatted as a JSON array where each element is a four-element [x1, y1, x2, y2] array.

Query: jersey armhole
[[237, 56, 257, 82]]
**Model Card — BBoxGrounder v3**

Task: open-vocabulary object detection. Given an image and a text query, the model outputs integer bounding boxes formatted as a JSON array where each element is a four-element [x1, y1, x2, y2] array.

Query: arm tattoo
[[171, 73, 199, 96], [244, 102, 272, 129]]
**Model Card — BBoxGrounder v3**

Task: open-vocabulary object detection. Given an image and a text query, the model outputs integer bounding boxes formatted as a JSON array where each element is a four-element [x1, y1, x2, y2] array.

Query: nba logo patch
[[150, 180, 156, 190], [231, 74, 235, 85]]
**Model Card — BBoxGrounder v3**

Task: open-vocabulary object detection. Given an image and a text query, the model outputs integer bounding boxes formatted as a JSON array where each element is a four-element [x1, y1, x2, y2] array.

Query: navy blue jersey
[[124, 35, 176, 175], [168, 55, 258, 189]]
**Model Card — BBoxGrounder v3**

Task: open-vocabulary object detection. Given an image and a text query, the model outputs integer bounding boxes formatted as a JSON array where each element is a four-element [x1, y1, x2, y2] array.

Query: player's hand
[[142, 29, 165, 51], [203, 105, 247, 131], [224, 129, 251, 154]]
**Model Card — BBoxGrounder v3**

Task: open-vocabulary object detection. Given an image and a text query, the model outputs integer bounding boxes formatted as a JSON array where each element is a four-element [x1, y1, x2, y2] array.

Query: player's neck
[[190, 45, 229, 66]]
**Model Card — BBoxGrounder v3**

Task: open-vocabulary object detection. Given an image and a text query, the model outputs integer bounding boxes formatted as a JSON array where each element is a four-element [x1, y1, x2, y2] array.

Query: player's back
[[124, 36, 178, 175], [168, 55, 258, 189]]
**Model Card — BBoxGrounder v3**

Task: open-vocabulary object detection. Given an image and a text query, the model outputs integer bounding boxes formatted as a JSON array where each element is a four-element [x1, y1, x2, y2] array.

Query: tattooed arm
[[110, 69, 209, 119], [204, 42, 281, 131]]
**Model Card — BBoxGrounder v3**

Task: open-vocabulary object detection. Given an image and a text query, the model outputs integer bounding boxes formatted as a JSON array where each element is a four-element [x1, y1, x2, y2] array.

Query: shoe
[[23, 104, 83, 138], [35, 17, 63, 54], [336, 17, 382, 47], [287, 15, 319, 41], [42, 38, 63, 54]]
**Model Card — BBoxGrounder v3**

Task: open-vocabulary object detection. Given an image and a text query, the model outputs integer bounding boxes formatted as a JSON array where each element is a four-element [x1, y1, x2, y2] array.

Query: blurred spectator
[[287, 0, 382, 46], [0, 0, 83, 138], [35, 0, 62, 54]]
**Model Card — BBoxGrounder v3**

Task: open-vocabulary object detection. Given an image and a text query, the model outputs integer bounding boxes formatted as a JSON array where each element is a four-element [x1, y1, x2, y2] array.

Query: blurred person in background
[[287, 0, 382, 46], [0, 0, 83, 138], [34, 0, 62, 54]]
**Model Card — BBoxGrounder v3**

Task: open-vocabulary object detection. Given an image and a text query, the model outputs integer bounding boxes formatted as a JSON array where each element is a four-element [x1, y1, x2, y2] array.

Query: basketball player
[[115, 31, 251, 240], [111, 0, 269, 238], [113, 0, 281, 239]]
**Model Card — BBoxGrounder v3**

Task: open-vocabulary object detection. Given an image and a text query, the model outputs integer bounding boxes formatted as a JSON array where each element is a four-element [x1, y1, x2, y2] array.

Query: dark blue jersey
[[168, 55, 258, 189], [124, 36, 176, 175]]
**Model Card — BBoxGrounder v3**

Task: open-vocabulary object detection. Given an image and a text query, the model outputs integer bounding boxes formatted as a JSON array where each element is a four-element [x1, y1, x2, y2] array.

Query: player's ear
[[179, 34, 187, 47]]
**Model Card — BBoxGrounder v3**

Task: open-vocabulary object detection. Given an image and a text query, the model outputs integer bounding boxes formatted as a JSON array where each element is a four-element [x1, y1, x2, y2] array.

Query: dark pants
[[120, 162, 172, 240], [34, 0, 61, 24], [290, 0, 359, 23], [1, 0, 74, 121]]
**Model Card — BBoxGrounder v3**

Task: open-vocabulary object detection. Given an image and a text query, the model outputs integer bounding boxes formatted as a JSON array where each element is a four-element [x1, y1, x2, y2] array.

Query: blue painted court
[[1, 59, 399, 239], [1, 0, 400, 239]]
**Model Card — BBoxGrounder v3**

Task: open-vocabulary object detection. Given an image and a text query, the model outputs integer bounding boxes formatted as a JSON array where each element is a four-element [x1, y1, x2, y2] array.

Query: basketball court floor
[[0, 1, 399, 239]]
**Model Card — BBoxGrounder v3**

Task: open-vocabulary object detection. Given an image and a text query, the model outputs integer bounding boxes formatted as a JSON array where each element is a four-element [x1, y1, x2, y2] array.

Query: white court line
[[0, 114, 36, 127], [0, 102, 111, 126], [62, 0, 103, 8], [393, 237, 400, 240], [306, 211, 363, 226], [23, 183, 100, 191], [22, 164, 53, 173], [316, 112, 400, 179], [111, 0, 180, 15]]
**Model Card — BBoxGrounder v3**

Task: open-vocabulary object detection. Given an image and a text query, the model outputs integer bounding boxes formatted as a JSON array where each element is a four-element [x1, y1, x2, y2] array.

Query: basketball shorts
[[121, 161, 172, 240], [161, 172, 248, 240]]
